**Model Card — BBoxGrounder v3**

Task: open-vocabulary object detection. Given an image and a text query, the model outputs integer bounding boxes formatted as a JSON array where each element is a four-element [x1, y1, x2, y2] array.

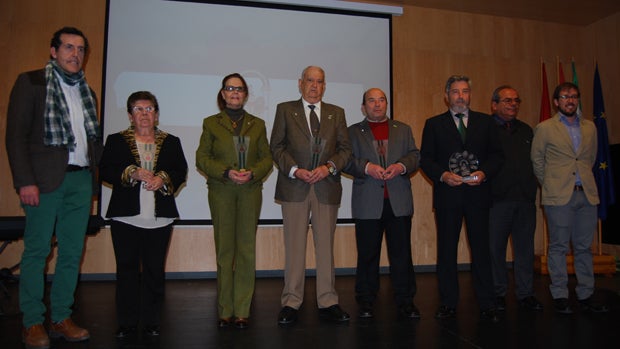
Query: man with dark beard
[[531, 82, 608, 314]]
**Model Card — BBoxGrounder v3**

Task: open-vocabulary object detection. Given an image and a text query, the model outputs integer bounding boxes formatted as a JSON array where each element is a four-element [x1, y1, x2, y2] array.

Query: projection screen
[[101, 0, 392, 223]]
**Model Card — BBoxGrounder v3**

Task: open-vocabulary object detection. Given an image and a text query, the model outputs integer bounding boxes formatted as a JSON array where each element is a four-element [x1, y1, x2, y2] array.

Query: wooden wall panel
[[1, 1, 618, 275]]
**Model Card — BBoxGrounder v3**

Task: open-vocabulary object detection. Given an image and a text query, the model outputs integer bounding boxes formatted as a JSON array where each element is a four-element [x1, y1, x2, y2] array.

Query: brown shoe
[[49, 318, 90, 342], [22, 324, 50, 349], [234, 317, 249, 329]]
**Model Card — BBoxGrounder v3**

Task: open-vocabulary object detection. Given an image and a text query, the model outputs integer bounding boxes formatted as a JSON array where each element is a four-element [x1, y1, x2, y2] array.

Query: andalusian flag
[[571, 60, 583, 113]]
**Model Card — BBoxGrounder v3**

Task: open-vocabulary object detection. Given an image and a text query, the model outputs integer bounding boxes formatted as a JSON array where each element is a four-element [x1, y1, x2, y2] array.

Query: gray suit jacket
[[344, 119, 420, 219], [531, 113, 599, 206], [270, 99, 351, 205], [6, 69, 103, 193]]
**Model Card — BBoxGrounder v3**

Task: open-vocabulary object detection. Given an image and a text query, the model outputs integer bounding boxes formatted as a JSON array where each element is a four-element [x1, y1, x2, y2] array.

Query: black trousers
[[110, 221, 172, 327], [489, 201, 537, 300], [354, 199, 416, 306], [435, 206, 495, 310]]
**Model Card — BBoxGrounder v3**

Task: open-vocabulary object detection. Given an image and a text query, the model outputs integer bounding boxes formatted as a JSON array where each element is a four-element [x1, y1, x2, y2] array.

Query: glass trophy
[[310, 136, 326, 170], [233, 136, 250, 171], [449, 150, 479, 182]]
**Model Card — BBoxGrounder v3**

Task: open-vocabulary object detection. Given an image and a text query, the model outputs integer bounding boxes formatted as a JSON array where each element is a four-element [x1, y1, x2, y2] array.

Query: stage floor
[[1, 271, 619, 348]]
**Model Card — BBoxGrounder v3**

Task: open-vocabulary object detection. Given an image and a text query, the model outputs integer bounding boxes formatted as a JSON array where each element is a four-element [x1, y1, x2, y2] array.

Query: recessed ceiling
[[366, 0, 620, 25]]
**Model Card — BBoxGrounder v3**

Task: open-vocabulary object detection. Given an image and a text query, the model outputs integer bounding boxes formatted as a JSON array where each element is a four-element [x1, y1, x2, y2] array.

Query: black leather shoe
[[278, 306, 298, 324], [398, 303, 421, 319], [495, 296, 506, 312], [358, 302, 374, 318], [218, 318, 232, 328], [578, 297, 609, 313], [435, 305, 456, 319], [143, 325, 160, 336], [115, 326, 137, 338], [553, 298, 573, 314], [319, 304, 350, 322], [519, 296, 544, 311], [480, 308, 500, 323]]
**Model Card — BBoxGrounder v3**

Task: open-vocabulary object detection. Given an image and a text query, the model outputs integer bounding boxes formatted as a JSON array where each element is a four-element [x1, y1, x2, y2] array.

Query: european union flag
[[593, 63, 615, 220]]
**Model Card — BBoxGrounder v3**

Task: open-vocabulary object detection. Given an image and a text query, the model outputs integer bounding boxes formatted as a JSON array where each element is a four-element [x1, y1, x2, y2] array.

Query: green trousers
[[208, 182, 262, 318], [20, 170, 92, 327]]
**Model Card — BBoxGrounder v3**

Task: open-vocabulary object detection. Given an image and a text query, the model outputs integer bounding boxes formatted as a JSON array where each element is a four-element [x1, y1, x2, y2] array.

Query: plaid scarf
[[43, 60, 100, 150]]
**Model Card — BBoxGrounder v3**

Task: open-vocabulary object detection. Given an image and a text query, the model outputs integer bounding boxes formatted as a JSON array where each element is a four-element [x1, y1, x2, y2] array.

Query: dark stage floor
[[1, 271, 619, 348]]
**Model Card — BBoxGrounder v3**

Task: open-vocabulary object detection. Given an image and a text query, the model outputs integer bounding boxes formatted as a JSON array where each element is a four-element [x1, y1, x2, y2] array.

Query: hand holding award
[[449, 151, 480, 183]]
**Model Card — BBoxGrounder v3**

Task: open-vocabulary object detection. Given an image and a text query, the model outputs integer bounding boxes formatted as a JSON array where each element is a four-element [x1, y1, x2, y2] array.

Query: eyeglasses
[[131, 106, 156, 113], [223, 86, 246, 92], [499, 98, 521, 104], [558, 95, 580, 100]]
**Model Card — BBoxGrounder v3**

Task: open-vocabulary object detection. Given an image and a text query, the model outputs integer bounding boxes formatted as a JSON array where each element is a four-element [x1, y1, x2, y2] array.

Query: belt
[[66, 165, 89, 172], [574, 185, 584, 191]]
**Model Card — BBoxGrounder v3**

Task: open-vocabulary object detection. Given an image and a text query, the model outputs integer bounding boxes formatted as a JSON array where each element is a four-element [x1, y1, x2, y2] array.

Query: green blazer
[[195, 110, 272, 186], [531, 113, 599, 206]]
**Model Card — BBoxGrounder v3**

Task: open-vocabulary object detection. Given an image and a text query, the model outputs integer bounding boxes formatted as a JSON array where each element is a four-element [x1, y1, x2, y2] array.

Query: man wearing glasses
[[531, 82, 608, 314], [488, 86, 543, 312]]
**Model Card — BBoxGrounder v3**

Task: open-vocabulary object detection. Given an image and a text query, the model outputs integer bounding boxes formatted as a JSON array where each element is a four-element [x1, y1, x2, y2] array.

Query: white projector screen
[[101, 0, 392, 223]]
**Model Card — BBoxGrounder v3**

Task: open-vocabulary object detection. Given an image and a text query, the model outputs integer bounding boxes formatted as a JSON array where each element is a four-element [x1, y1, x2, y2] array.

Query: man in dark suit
[[488, 86, 543, 312], [5, 27, 103, 348], [344, 88, 420, 319], [420, 75, 503, 322], [270, 66, 352, 324]]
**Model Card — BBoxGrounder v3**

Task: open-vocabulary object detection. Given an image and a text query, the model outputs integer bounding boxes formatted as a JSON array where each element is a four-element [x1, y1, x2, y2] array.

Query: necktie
[[309, 105, 319, 137], [456, 113, 466, 143]]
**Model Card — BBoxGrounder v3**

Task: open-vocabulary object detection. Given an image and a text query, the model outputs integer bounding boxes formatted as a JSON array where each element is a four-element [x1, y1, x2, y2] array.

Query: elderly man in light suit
[[531, 82, 608, 314], [344, 88, 420, 319], [270, 66, 352, 324]]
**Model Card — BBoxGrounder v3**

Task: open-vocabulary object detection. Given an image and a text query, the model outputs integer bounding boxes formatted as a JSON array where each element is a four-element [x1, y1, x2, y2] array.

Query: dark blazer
[[420, 110, 503, 209], [99, 129, 188, 218], [6, 69, 103, 193], [270, 99, 351, 205], [344, 119, 420, 219], [491, 117, 537, 203]]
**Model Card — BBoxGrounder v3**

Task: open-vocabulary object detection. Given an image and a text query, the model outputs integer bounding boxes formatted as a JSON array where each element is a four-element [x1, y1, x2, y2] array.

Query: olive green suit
[[196, 111, 272, 318]]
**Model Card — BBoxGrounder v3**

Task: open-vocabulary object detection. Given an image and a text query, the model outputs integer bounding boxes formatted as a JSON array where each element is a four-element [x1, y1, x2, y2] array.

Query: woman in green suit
[[196, 73, 273, 329]]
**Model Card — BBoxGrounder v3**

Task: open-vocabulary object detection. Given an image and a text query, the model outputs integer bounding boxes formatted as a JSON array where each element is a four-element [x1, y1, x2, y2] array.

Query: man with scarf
[[6, 27, 103, 348]]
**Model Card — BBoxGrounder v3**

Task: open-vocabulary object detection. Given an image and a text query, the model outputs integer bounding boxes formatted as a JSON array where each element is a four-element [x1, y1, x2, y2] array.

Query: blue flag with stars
[[593, 63, 615, 220]]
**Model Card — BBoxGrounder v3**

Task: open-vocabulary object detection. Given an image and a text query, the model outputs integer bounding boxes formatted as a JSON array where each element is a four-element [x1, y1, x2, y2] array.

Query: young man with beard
[[531, 82, 608, 314]]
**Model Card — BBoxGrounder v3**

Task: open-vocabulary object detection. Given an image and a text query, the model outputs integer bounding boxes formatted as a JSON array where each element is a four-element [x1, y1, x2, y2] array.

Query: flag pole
[[540, 57, 548, 257], [597, 220, 603, 256]]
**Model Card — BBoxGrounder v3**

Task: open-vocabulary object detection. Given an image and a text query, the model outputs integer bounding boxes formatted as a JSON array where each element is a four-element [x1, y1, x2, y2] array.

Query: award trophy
[[310, 136, 326, 169], [448, 151, 479, 182], [234, 136, 249, 171]]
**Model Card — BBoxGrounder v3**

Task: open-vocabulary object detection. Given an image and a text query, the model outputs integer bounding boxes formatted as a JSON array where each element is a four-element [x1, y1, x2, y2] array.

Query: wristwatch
[[325, 162, 336, 175]]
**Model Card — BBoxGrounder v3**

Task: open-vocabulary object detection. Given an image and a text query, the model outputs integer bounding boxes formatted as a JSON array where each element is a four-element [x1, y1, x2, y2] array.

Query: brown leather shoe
[[49, 318, 90, 342], [22, 324, 50, 349]]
